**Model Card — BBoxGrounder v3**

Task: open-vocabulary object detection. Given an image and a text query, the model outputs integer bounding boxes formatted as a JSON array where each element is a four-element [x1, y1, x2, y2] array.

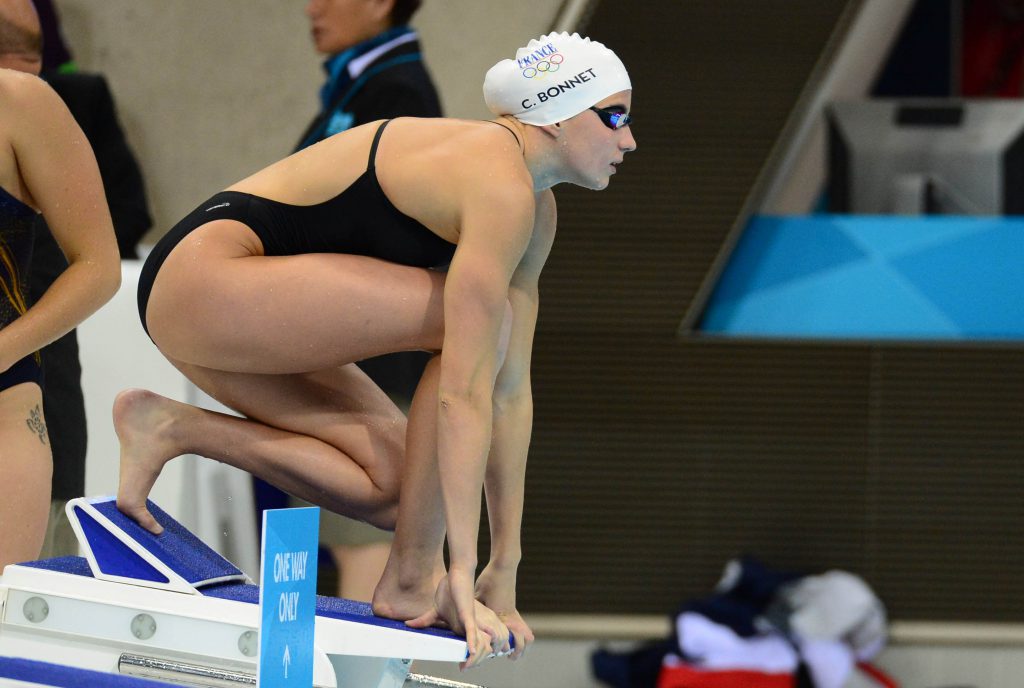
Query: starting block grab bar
[[118, 653, 488, 688], [406, 675, 491, 688], [0, 497, 500, 688], [117, 653, 488, 688]]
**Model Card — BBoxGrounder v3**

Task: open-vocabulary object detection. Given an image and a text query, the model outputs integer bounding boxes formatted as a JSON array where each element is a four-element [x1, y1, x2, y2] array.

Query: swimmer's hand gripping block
[[65, 496, 249, 594]]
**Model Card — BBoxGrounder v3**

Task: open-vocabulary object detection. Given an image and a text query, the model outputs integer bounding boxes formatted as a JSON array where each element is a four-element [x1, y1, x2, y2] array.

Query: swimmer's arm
[[473, 192, 554, 657], [437, 184, 535, 577], [485, 190, 556, 569], [0, 74, 120, 370]]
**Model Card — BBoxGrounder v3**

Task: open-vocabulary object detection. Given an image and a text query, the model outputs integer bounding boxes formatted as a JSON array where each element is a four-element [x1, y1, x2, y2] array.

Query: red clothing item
[[856, 661, 899, 688], [961, 0, 1024, 96], [657, 663, 794, 688], [655, 661, 900, 688]]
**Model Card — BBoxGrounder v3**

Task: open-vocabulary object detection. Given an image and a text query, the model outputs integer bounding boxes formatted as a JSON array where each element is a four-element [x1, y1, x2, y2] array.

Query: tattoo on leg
[[25, 404, 48, 445]]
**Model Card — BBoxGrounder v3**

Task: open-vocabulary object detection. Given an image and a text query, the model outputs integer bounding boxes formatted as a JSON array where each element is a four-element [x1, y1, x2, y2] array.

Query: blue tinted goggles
[[589, 105, 632, 130]]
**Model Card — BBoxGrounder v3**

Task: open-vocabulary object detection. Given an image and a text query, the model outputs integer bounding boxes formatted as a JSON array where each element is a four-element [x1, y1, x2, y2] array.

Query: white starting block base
[[0, 497, 487, 688]]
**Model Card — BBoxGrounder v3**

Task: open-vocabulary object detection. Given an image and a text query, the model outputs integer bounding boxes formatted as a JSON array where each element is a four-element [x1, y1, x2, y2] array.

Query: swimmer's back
[[228, 117, 534, 245]]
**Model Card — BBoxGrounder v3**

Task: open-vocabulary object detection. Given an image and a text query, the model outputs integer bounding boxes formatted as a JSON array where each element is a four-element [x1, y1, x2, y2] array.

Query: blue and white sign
[[257, 507, 319, 688]]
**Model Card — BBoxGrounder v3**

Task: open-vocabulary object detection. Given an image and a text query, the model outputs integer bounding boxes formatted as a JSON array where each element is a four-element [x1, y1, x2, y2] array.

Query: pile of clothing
[[593, 558, 897, 688]]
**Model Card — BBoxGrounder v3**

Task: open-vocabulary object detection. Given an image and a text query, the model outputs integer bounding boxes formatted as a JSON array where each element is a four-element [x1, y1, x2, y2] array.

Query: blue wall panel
[[700, 215, 1024, 340]]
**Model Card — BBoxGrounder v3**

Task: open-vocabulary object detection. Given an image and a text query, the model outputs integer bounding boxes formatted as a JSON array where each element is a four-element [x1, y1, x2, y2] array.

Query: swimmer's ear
[[537, 122, 563, 139]]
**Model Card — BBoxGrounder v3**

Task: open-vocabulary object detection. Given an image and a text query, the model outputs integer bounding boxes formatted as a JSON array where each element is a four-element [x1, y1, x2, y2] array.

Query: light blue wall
[[701, 215, 1024, 340]]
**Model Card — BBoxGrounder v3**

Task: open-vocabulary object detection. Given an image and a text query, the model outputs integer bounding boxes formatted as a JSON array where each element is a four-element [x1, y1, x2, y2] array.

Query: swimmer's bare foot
[[372, 547, 446, 619], [113, 388, 190, 535], [371, 565, 437, 621]]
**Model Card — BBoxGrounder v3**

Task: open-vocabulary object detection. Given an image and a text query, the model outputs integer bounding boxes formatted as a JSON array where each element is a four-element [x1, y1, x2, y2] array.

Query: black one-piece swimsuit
[[137, 120, 455, 335]]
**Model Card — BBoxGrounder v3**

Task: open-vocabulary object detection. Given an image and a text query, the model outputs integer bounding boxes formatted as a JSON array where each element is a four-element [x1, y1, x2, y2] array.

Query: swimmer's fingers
[[501, 611, 534, 660], [473, 601, 510, 656], [462, 625, 490, 670]]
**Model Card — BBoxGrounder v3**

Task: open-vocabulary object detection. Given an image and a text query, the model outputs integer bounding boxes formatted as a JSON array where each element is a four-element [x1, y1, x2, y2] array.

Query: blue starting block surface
[[21, 557, 460, 642], [204, 582, 460, 641], [0, 656, 175, 688], [66, 497, 247, 594]]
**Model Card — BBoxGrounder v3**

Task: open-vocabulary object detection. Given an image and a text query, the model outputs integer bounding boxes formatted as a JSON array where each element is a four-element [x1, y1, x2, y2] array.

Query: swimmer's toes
[[117, 498, 163, 535], [406, 608, 443, 629]]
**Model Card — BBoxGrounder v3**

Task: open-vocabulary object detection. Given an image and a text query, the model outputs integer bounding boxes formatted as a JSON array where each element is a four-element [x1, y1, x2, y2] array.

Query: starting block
[[0, 497, 496, 688]]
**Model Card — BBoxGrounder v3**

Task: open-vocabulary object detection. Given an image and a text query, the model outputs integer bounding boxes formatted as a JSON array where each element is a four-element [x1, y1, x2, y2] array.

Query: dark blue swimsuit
[[0, 185, 41, 392], [138, 120, 455, 334]]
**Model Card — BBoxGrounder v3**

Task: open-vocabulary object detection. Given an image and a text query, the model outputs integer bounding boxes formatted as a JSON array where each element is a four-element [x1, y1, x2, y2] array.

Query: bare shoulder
[[0, 71, 62, 197], [0, 69, 70, 146], [0, 69, 59, 112], [461, 126, 535, 214], [0, 67, 37, 92], [461, 140, 536, 232], [0, 69, 100, 215], [0, 69, 82, 163]]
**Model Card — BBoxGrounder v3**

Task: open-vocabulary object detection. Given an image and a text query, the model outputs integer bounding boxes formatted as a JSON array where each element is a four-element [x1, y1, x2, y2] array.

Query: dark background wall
[[510, 0, 1024, 621]]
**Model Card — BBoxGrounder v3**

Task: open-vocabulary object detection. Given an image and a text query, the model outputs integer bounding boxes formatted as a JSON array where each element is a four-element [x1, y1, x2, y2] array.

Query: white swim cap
[[483, 32, 631, 126]]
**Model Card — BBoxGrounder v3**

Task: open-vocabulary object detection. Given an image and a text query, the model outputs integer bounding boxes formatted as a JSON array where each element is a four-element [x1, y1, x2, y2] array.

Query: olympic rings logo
[[521, 53, 564, 79]]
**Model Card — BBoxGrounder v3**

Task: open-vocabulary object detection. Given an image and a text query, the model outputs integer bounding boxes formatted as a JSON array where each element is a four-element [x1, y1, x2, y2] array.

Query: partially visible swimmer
[[0, 0, 120, 570], [114, 32, 635, 669]]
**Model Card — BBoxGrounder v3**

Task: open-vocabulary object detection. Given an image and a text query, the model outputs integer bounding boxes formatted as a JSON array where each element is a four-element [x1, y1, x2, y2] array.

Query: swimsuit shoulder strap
[[485, 119, 523, 151], [367, 119, 392, 172]]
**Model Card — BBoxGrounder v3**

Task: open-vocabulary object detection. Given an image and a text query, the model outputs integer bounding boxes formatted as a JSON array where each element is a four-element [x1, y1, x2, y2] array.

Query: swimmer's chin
[[567, 172, 612, 191]]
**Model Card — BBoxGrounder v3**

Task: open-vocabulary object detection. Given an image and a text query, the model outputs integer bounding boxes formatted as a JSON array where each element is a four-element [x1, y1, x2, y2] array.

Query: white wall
[[54, 0, 319, 239]]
